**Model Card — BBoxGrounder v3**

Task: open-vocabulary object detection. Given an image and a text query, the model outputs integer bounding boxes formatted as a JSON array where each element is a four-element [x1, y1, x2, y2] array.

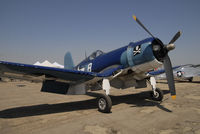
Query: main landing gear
[[96, 78, 112, 113], [96, 77, 164, 113], [97, 94, 112, 113], [149, 77, 164, 101], [188, 77, 193, 82]]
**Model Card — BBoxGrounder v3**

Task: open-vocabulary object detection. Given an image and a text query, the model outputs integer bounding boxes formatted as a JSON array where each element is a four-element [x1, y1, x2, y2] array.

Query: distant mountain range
[[34, 60, 64, 68]]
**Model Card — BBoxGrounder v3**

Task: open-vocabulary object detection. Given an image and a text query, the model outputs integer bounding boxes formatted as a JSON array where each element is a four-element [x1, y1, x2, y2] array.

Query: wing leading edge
[[0, 61, 123, 84]]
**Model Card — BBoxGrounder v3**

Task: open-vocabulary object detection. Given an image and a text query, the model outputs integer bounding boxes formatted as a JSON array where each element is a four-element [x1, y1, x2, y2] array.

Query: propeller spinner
[[133, 15, 181, 99]]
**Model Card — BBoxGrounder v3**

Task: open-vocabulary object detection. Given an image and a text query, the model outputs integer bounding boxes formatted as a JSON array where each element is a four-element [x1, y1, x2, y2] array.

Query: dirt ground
[[0, 78, 200, 134]]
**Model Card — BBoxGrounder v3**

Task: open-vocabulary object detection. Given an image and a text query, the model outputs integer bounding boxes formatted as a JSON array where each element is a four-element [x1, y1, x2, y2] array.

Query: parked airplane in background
[[149, 64, 200, 82], [0, 15, 181, 113]]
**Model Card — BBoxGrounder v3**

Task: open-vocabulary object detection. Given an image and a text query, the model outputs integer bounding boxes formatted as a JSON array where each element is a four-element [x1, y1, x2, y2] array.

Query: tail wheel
[[150, 88, 164, 101], [97, 94, 112, 113]]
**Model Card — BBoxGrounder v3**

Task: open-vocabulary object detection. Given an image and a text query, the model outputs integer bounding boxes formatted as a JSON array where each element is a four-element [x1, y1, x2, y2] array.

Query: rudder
[[64, 52, 74, 70]]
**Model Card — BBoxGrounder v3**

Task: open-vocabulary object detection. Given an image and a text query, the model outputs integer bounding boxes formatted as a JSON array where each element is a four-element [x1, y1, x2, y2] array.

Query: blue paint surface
[[76, 37, 155, 72]]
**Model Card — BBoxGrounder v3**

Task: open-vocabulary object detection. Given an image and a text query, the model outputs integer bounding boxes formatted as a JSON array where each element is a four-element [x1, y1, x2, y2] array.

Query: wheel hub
[[153, 91, 159, 98], [98, 98, 106, 110]]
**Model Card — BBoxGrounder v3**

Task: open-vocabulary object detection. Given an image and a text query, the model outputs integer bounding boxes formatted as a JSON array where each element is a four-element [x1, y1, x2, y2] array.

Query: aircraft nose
[[151, 39, 167, 62]]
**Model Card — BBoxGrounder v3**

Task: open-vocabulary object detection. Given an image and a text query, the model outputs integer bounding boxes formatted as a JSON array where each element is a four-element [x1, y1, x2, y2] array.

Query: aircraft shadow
[[0, 90, 171, 119], [156, 81, 168, 84], [175, 80, 200, 84], [157, 80, 200, 84]]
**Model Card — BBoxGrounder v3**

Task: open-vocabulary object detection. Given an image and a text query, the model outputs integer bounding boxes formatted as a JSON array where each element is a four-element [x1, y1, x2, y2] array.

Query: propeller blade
[[132, 15, 156, 39], [163, 55, 176, 99], [169, 31, 182, 44]]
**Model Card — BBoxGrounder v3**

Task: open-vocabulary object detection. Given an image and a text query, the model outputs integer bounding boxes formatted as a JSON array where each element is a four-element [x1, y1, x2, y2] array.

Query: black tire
[[97, 94, 112, 113], [188, 77, 193, 82], [150, 88, 163, 101]]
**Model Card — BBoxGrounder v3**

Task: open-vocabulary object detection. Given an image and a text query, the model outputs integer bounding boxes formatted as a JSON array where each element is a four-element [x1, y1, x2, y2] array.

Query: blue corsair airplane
[[0, 15, 181, 113]]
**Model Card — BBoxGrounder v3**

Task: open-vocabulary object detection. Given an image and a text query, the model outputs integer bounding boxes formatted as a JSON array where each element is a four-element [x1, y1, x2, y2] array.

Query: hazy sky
[[0, 0, 199, 66]]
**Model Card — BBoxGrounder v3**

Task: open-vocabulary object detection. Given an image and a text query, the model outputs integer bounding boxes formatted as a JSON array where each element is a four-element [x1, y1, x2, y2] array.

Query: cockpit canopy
[[88, 50, 104, 60]]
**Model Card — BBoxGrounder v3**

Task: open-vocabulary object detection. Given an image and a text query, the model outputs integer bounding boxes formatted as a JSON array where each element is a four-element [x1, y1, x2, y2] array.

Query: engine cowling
[[120, 42, 157, 68]]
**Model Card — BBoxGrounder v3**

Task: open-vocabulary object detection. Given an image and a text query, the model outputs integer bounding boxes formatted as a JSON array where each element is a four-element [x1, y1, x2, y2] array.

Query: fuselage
[[75, 37, 164, 77]]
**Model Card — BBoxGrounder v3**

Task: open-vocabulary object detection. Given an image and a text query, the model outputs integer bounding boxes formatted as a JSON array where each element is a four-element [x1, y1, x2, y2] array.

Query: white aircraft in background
[[149, 64, 200, 82]]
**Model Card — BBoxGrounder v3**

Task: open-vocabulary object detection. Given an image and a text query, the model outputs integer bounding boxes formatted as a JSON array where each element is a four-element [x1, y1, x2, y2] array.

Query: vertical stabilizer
[[64, 52, 74, 70]]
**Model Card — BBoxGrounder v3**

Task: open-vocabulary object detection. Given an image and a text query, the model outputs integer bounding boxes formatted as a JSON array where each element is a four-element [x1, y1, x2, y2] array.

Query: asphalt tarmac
[[0, 78, 200, 134]]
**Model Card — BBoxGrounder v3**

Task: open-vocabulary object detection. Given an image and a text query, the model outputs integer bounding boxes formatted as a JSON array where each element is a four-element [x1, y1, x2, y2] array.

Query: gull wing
[[0, 61, 95, 83], [0, 61, 124, 84]]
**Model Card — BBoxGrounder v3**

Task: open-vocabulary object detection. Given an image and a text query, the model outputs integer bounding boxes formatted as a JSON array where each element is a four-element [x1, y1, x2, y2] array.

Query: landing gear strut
[[97, 94, 112, 113], [149, 77, 164, 101]]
